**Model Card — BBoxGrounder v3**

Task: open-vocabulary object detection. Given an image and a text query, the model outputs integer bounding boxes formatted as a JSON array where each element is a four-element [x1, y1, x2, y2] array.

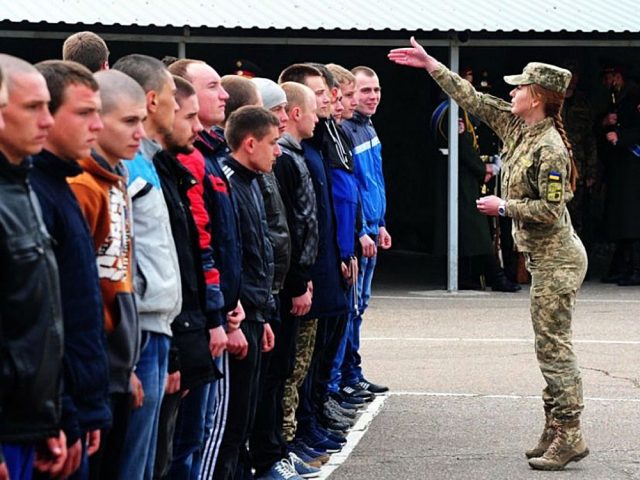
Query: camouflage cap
[[504, 62, 572, 94]]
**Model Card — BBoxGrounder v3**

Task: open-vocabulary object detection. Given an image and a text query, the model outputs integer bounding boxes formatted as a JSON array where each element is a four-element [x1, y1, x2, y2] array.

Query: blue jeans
[[342, 254, 377, 385], [118, 331, 170, 480], [2, 443, 34, 480], [169, 378, 216, 480]]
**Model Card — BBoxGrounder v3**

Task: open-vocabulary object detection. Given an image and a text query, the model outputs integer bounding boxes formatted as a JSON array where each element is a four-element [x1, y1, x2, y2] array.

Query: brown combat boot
[[525, 411, 555, 459], [528, 418, 590, 470]]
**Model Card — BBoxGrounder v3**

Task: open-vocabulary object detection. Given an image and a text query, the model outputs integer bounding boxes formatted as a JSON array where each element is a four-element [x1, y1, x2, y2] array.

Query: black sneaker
[[330, 391, 366, 408], [341, 385, 375, 402], [357, 379, 389, 395]]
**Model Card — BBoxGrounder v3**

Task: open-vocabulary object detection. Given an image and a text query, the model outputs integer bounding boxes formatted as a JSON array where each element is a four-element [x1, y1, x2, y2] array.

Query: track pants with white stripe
[[199, 321, 263, 480]]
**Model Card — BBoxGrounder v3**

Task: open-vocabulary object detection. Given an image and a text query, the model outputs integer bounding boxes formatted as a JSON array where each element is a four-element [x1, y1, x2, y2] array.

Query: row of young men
[[0, 30, 391, 480]]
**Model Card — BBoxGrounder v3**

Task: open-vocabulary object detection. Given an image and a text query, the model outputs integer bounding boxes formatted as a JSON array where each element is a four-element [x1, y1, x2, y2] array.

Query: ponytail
[[530, 84, 579, 192], [553, 111, 578, 191]]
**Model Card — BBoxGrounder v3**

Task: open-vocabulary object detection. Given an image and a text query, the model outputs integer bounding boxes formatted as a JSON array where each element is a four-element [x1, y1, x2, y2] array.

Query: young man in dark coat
[[213, 106, 280, 479], [0, 55, 67, 480], [30, 60, 111, 480]]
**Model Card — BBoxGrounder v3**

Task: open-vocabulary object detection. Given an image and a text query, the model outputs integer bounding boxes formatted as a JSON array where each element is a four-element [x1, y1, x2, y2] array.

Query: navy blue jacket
[[301, 138, 349, 318], [30, 150, 111, 443], [193, 128, 242, 316]]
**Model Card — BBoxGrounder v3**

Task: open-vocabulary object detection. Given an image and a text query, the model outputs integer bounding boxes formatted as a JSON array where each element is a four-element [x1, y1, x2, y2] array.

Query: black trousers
[[203, 321, 263, 480], [296, 314, 348, 433], [312, 315, 348, 410], [153, 391, 183, 479], [249, 295, 301, 475], [88, 392, 131, 480]]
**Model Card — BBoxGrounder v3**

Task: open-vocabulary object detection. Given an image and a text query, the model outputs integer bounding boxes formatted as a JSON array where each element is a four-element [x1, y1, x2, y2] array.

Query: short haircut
[[307, 63, 337, 89], [352, 66, 378, 78], [278, 64, 322, 85], [173, 75, 196, 106], [281, 82, 313, 113], [221, 75, 260, 121], [326, 63, 355, 87], [112, 54, 169, 94], [225, 106, 279, 151], [62, 31, 109, 73], [94, 69, 145, 115], [35, 60, 98, 114], [167, 59, 205, 82], [0, 54, 39, 90]]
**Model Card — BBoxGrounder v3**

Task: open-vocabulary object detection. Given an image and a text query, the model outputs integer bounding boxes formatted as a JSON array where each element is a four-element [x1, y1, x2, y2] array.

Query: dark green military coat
[[601, 85, 640, 240]]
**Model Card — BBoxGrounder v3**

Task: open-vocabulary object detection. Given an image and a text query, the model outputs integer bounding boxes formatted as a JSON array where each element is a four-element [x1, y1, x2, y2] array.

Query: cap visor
[[503, 73, 529, 86]]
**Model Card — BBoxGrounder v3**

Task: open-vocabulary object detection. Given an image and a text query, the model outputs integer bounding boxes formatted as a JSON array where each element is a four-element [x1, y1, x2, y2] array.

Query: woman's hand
[[476, 195, 502, 216], [388, 36, 439, 73]]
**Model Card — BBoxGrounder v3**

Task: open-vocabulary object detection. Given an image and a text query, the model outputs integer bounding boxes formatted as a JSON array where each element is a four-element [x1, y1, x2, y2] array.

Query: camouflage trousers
[[281, 319, 318, 442], [531, 292, 584, 421]]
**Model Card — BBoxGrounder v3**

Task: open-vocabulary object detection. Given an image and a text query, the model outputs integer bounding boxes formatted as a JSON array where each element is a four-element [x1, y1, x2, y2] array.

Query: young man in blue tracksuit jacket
[[340, 66, 392, 396]]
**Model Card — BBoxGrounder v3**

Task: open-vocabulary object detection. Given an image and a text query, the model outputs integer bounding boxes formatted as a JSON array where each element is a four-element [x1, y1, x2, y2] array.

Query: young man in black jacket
[[152, 76, 224, 479], [0, 55, 67, 480], [214, 106, 281, 480]]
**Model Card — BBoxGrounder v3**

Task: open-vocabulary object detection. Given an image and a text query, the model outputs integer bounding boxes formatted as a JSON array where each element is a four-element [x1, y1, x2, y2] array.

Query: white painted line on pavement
[[318, 394, 389, 479], [361, 336, 640, 345], [389, 391, 640, 403], [373, 294, 640, 304]]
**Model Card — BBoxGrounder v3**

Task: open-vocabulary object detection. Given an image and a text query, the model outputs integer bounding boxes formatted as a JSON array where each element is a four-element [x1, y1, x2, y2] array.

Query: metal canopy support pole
[[178, 26, 189, 58], [447, 39, 460, 292]]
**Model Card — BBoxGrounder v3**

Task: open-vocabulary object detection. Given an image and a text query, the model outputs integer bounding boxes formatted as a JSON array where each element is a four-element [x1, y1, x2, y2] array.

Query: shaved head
[[0, 54, 40, 90], [281, 81, 314, 112], [94, 69, 145, 115]]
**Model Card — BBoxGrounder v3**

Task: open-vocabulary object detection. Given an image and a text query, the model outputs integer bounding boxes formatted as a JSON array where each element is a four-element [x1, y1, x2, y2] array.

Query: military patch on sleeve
[[546, 170, 563, 202]]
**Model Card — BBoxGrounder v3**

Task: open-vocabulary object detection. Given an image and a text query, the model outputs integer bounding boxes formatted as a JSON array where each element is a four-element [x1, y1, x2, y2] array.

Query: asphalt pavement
[[328, 280, 640, 479]]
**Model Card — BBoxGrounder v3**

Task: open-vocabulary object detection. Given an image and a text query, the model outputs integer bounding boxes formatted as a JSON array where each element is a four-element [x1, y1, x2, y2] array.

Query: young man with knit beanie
[[67, 69, 146, 479]]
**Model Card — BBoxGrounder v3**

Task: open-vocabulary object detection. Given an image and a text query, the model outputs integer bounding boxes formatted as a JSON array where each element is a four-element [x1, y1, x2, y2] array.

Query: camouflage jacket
[[431, 64, 574, 253]]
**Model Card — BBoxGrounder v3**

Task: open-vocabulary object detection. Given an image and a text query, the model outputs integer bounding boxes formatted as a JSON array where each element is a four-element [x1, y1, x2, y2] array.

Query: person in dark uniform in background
[[560, 60, 599, 259], [599, 64, 640, 285]]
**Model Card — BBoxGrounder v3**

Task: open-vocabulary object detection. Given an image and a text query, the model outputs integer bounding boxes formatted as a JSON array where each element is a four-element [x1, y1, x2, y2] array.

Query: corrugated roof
[[1, 0, 638, 33]]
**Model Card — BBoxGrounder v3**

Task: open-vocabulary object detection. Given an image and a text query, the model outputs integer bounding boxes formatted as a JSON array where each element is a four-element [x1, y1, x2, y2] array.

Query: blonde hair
[[529, 84, 578, 191], [326, 63, 355, 87]]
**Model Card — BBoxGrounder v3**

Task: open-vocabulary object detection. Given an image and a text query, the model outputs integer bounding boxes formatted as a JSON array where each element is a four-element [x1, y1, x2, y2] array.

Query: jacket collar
[[522, 117, 555, 138], [0, 150, 31, 182], [225, 155, 258, 183], [153, 149, 197, 189], [351, 110, 370, 125], [278, 132, 303, 152], [140, 137, 162, 161], [76, 151, 122, 184], [32, 149, 83, 179], [196, 128, 229, 157]]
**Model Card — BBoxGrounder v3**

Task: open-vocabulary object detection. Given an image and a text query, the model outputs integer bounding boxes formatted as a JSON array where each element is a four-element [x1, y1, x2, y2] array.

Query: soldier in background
[[599, 64, 640, 285], [560, 60, 598, 256]]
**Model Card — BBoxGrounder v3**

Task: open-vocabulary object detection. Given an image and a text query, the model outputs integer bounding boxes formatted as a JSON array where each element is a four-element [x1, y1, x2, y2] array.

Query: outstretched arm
[[389, 37, 516, 141], [388, 36, 440, 73]]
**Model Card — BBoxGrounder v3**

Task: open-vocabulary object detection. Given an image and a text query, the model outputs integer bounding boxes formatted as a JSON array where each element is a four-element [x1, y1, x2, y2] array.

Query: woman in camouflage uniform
[[389, 38, 589, 471]]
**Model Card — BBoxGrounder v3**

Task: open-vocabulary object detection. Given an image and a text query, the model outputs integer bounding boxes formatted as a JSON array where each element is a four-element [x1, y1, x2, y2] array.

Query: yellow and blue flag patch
[[546, 170, 562, 202]]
